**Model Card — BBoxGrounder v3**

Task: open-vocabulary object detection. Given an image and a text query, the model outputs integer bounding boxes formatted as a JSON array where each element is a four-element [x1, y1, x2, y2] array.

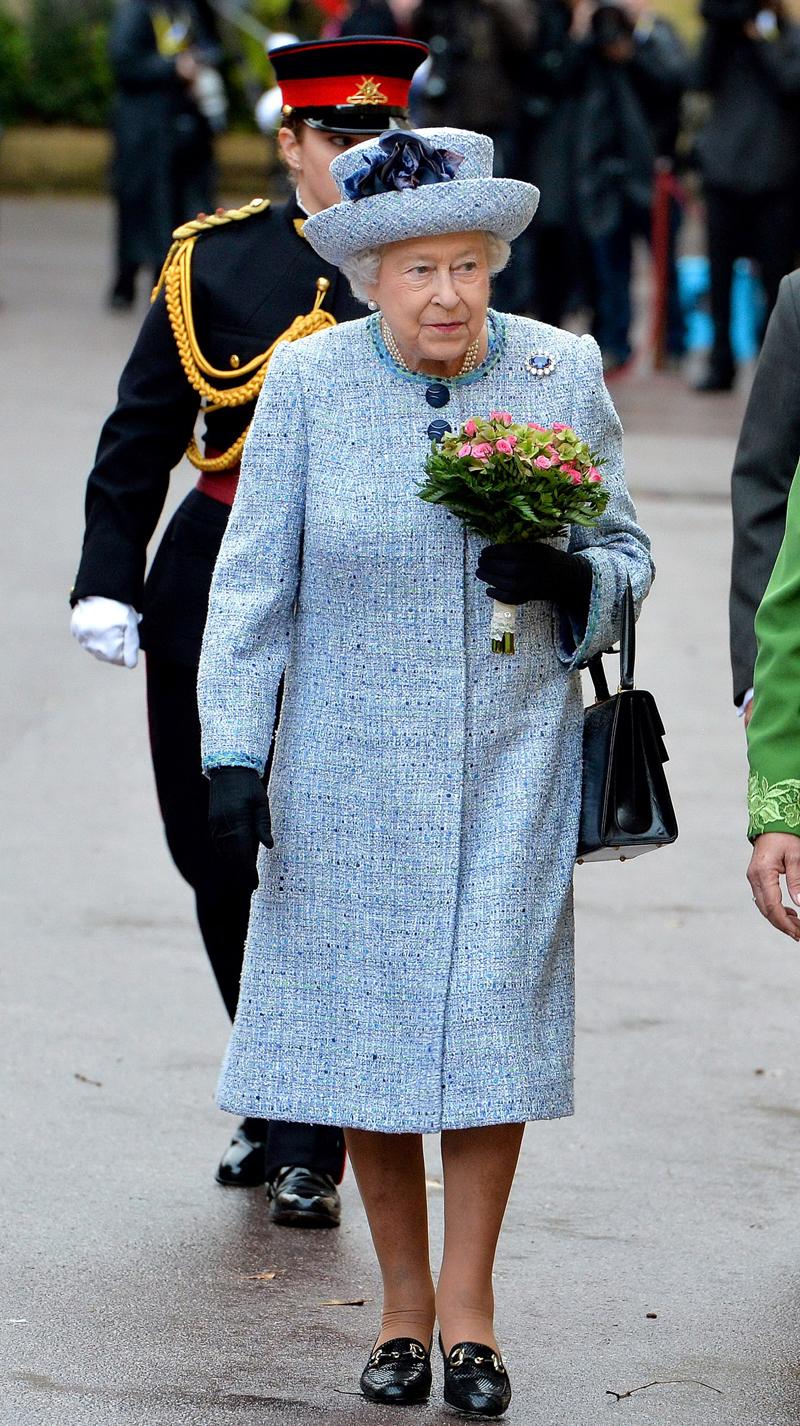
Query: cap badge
[[347, 76, 389, 106]]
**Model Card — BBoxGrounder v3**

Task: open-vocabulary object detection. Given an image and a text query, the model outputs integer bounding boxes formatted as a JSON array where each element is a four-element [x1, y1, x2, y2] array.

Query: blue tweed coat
[[198, 312, 653, 1133]]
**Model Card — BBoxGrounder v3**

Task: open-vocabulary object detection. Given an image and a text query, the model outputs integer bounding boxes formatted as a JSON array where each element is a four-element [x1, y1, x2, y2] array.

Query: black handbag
[[577, 579, 678, 863]]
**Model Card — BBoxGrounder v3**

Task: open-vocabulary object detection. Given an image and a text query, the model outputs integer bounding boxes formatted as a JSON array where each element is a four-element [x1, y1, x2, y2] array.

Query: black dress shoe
[[267, 1165, 341, 1228], [360, 1337, 432, 1405], [215, 1120, 268, 1187], [439, 1337, 512, 1419], [693, 363, 735, 393]]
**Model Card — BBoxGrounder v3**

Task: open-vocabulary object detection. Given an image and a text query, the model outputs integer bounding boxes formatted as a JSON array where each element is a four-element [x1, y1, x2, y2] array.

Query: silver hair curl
[[342, 234, 512, 305]]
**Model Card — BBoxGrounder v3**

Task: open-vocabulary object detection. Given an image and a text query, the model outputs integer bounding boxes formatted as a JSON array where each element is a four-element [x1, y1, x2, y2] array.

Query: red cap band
[[280, 74, 410, 111]]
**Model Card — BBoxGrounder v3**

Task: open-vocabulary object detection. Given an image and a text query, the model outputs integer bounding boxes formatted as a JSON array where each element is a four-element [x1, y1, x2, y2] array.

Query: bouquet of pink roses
[[418, 411, 608, 652]]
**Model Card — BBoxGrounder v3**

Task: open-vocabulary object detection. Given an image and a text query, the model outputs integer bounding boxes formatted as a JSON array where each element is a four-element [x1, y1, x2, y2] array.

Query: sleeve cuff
[[554, 549, 609, 669], [202, 750, 265, 776], [748, 770, 800, 838]]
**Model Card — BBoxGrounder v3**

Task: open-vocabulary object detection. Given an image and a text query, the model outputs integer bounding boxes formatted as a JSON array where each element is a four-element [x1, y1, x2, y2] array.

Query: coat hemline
[[216, 1092, 575, 1134]]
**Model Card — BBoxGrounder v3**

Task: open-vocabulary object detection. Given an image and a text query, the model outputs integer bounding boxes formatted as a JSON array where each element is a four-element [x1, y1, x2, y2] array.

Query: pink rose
[[535, 455, 553, 469], [463, 419, 478, 437], [495, 438, 514, 454], [527, 422, 547, 432], [561, 465, 579, 479], [506, 433, 518, 447], [587, 466, 601, 480], [472, 442, 494, 459], [570, 472, 583, 484], [587, 471, 603, 484], [552, 423, 569, 433], [489, 410, 513, 426], [546, 444, 560, 460], [458, 442, 473, 457]]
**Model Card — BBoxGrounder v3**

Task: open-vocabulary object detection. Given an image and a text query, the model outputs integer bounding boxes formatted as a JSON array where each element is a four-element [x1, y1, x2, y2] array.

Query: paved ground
[[2, 198, 799, 1426]]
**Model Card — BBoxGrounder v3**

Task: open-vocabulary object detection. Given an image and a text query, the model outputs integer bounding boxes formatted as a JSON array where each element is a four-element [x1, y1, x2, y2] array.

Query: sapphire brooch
[[526, 352, 557, 378]]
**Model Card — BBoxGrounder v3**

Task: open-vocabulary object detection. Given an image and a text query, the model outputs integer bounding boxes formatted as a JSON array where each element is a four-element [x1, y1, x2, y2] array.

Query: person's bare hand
[[603, 35, 635, 61], [389, 0, 420, 22], [747, 833, 800, 939], [744, 699, 754, 729], [569, 0, 593, 39], [175, 50, 199, 83]]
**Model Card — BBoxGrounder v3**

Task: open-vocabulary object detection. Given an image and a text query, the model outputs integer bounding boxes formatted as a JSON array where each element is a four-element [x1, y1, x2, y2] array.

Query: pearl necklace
[[381, 319, 482, 378]]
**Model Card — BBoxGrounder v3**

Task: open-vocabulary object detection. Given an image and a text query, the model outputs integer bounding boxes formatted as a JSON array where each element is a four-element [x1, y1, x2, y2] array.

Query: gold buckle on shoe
[[451, 1347, 504, 1372]]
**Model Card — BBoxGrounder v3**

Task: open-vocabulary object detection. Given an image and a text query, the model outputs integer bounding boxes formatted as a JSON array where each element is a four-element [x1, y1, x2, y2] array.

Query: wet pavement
[[2, 198, 799, 1426]]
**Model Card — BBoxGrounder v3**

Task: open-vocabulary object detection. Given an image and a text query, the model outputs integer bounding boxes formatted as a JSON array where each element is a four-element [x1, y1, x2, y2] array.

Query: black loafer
[[360, 1337, 432, 1405], [215, 1120, 268, 1187], [267, 1165, 341, 1228], [440, 1337, 511, 1419], [693, 364, 735, 393]]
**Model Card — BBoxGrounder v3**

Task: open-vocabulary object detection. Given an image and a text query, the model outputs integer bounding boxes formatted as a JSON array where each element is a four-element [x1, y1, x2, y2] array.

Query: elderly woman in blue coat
[[198, 129, 653, 1417]]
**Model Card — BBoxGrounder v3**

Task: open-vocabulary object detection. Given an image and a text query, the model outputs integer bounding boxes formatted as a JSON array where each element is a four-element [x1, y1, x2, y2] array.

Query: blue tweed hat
[[302, 127, 539, 265]]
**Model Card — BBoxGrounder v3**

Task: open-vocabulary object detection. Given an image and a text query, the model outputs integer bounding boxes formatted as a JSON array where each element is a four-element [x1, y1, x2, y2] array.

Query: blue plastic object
[[677, 254, 767, 361]]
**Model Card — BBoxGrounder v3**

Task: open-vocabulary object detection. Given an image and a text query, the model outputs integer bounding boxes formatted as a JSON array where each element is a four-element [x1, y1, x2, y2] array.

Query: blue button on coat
[[198, 312, 654, 1134]]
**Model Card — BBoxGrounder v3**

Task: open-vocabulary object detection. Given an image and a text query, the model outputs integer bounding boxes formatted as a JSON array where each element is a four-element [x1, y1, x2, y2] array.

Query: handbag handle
[[619, 576, 635, 691], [586, 576, 635, 702]]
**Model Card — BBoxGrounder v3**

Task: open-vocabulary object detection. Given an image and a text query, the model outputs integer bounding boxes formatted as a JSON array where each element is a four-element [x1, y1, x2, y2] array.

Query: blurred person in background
[[693, 0, 800, 392], [70, 37, 427, 1226], [411, 0, 537, 308], [108, 0, 227, 309], [412, 0, 535, 159], [572, 0, 688, 375], [523, 0, 590, 329]]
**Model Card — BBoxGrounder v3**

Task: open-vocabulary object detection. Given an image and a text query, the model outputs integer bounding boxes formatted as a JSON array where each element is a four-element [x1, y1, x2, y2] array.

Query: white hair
[[341, 233, 512, 304]]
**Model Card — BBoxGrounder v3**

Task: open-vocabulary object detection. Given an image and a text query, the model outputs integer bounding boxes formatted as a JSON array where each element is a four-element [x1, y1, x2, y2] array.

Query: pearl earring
[[368, 300, 378, 311]]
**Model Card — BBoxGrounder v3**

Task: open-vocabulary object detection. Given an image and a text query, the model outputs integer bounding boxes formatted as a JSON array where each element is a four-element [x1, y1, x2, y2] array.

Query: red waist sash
[[195, 451, 240, 507]]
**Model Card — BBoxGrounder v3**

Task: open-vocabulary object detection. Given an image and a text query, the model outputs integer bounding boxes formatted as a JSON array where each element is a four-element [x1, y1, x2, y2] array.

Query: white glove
[[70, 596, 143, 669]]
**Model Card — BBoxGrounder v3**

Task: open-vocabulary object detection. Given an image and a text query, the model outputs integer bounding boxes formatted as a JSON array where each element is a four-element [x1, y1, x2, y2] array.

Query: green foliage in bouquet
[[418, 412, 609, 543]]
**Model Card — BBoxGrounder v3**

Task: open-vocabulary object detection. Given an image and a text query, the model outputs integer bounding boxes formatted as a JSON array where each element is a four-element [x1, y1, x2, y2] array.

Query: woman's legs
[[345, 1122, 525, 1354], [437, 1123, 525, 1354], [344, 1129, 436, 1348]]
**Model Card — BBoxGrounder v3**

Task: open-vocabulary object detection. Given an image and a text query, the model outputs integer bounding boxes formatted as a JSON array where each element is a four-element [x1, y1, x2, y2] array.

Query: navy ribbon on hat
[[342, 130, 465, 202]]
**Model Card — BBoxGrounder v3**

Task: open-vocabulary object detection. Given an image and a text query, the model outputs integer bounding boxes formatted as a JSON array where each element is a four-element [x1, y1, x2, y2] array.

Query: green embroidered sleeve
[[747, 773, 800, 836], [747, 459, 800, 839]]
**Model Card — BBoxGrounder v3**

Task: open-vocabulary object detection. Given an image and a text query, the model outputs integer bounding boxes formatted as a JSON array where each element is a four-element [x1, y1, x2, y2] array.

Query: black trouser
[[531, 223, 590, 330], [705, 186, 798, 374], [145, 651, 346, 1182]]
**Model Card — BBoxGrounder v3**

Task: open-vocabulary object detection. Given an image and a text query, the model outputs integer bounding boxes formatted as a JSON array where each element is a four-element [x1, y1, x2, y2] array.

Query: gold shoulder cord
[[152, 199, 337, 473]]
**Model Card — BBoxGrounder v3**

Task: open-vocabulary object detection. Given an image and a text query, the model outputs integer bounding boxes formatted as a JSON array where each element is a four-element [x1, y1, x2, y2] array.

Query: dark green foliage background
[[0, 0, 113, 126]]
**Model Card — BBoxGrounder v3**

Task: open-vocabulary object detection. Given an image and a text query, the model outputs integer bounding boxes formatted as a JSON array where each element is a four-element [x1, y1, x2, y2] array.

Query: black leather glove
[[475, 541, 593, 625], [208, 766, 273, 889]]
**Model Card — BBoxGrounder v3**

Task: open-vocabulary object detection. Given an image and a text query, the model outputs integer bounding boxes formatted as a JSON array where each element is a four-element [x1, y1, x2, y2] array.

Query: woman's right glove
[[208, 766, 273, 889], [475, 542, 593, 623]]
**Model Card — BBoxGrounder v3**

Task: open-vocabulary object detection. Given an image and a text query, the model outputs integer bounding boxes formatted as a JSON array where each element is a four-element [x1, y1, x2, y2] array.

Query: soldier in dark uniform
[[108, 0, 225, 309], [70, 36, 428, 1228]]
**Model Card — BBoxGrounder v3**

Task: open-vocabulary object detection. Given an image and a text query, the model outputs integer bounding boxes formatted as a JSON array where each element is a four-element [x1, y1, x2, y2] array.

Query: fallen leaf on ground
[[74, 1073, 102, 1087], [320, 1298, 368, 1307], [240, 1269, 286, 1282]]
